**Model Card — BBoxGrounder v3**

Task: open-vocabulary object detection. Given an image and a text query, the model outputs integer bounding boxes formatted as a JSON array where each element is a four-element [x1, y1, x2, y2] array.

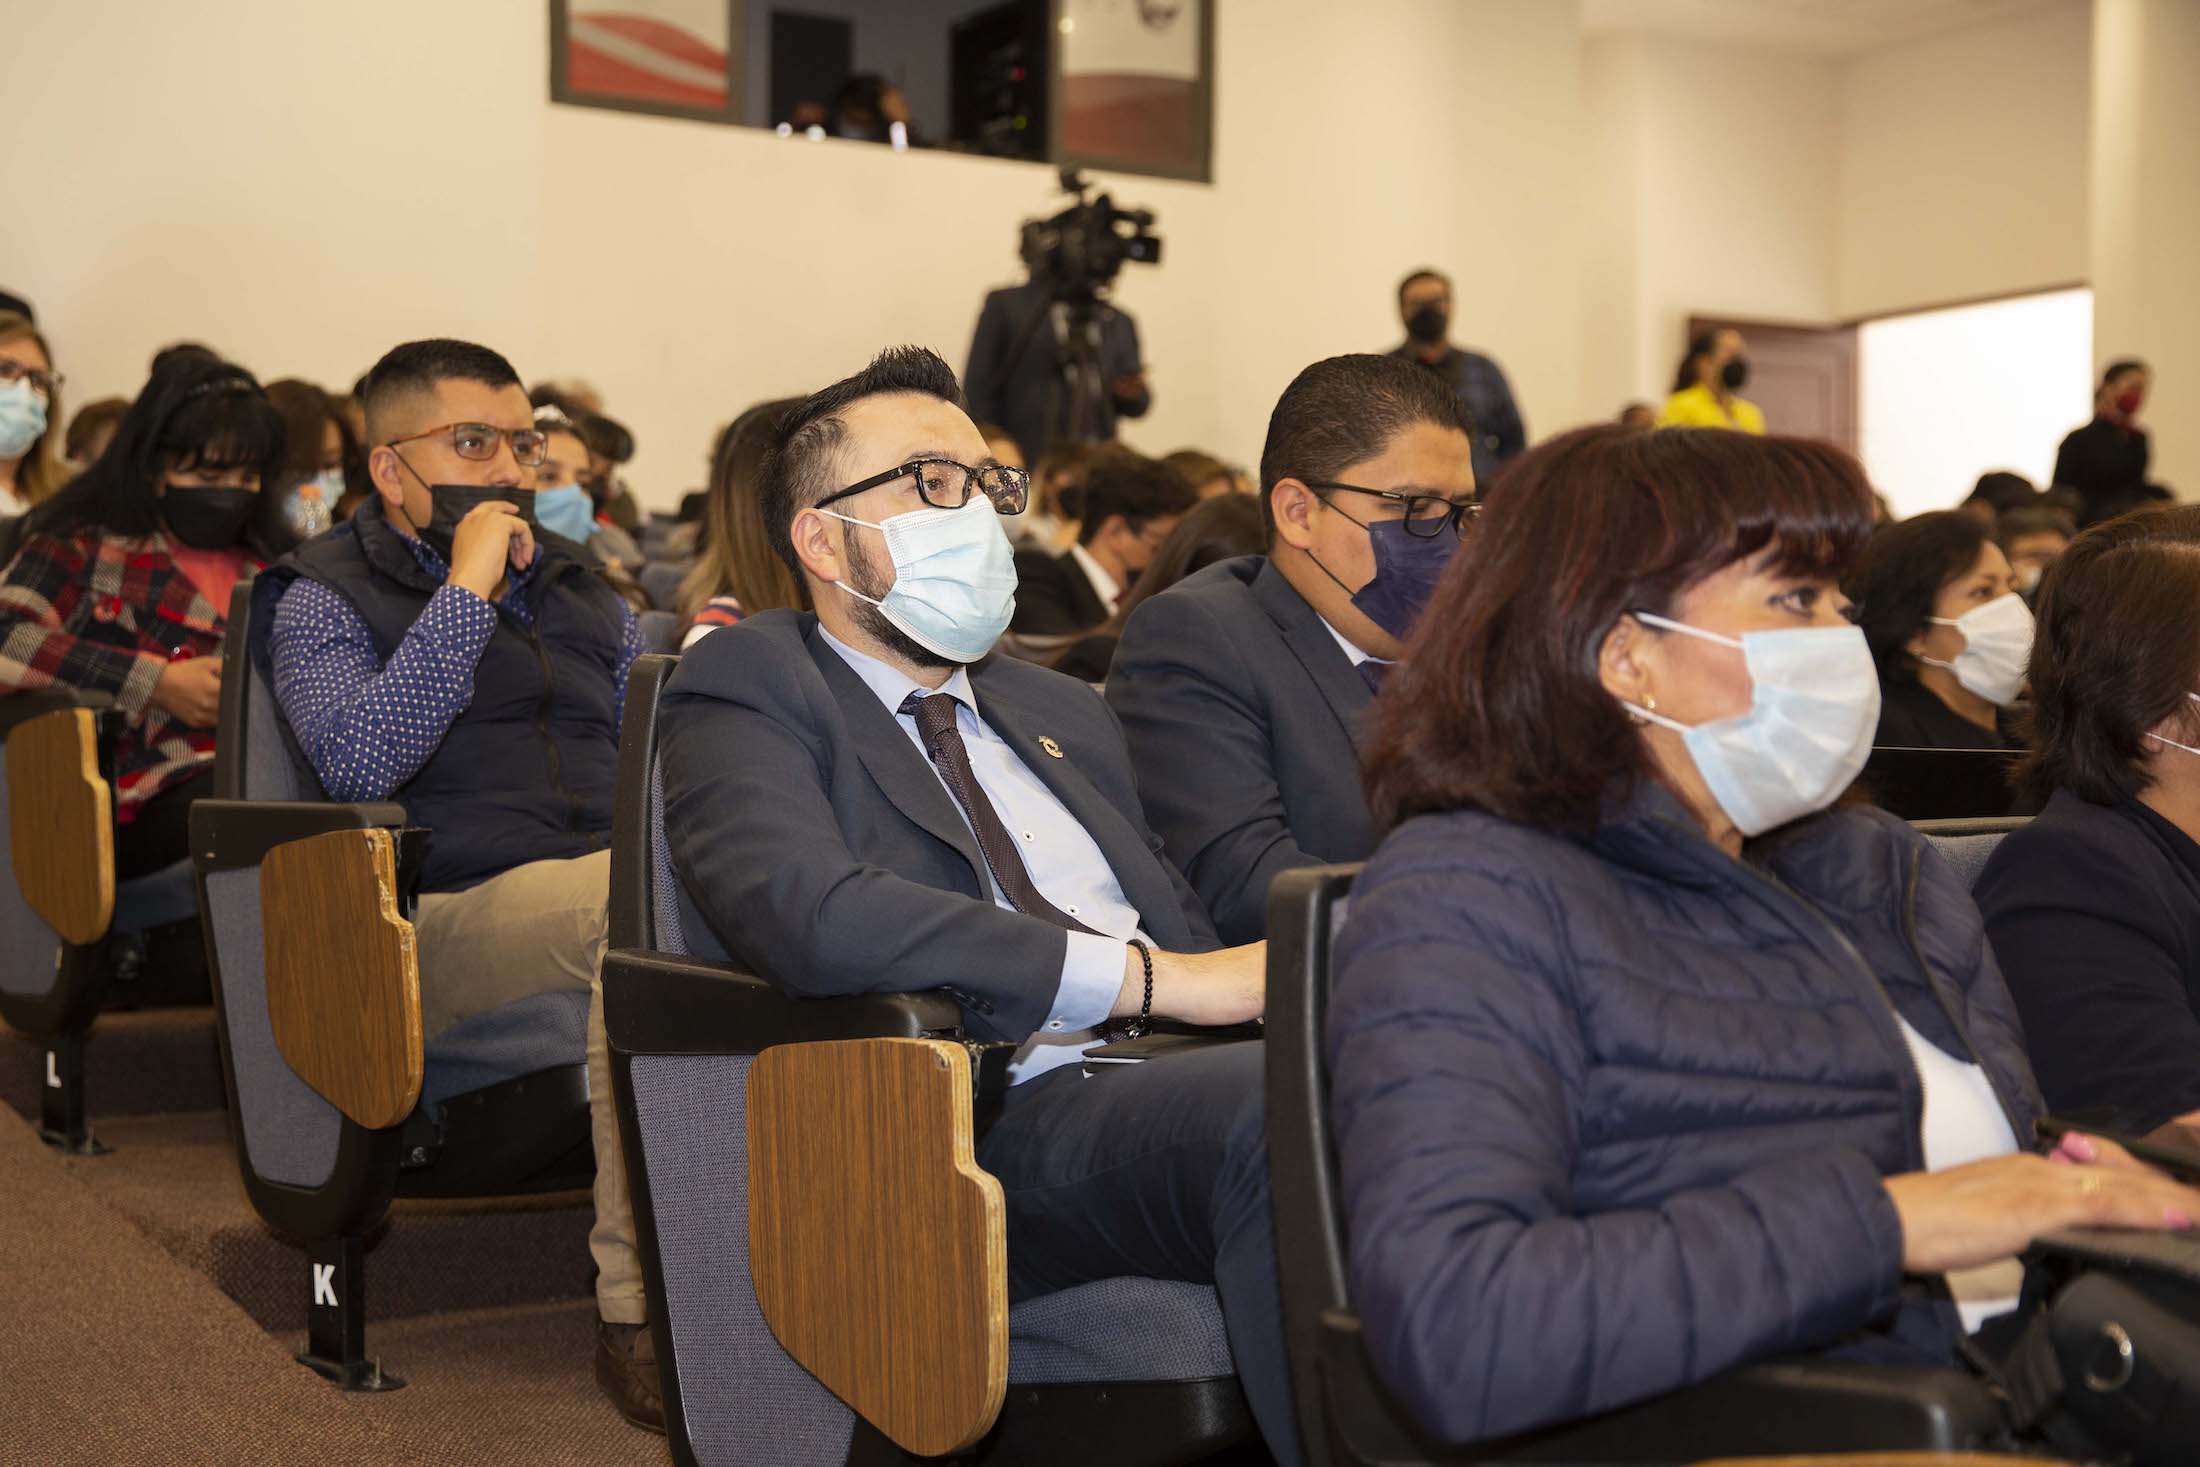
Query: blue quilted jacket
[[1328, 784, 2044, 1445]]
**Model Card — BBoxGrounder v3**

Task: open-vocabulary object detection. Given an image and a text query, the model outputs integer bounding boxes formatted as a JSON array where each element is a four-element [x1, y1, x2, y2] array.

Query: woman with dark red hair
[[1327, 424, 2200, 1447]]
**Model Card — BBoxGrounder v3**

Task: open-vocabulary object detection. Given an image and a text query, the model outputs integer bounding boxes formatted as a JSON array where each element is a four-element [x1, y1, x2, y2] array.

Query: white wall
[[1859, 287, 2094, 519], [2, 0, 1586, 510], [1837, 0, 2091, 321]]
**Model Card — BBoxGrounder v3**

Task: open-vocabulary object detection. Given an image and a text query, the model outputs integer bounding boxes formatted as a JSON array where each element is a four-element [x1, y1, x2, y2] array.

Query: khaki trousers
[[413, 850, 643, 1324]]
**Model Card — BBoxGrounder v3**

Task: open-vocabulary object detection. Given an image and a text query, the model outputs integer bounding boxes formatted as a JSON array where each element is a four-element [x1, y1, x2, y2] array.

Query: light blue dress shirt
[[819, 627, 1137, 1082]]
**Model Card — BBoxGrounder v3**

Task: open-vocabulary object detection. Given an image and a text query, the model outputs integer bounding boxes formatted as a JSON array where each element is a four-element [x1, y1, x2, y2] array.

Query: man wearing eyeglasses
[[1109, 354, 1476, 945], [658, 346, 1302, 1464], [255, 338, 661, 1430]]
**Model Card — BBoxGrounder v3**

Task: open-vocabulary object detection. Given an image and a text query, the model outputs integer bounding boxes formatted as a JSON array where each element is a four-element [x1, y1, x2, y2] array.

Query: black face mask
[[1721, 357, 1751, 391], [161, 487, 259, 549], [1406, 304, 1449, 345], [409, 485, 537, 562]]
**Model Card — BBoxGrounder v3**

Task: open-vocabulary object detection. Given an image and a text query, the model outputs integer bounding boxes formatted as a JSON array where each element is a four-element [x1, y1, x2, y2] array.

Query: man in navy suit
[[656, 346, 1298, 1464], [1109, 355, 1476, 943]]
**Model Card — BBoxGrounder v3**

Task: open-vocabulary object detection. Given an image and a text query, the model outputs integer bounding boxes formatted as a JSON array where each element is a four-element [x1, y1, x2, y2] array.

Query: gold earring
[[1641, 692, 1657, 714]]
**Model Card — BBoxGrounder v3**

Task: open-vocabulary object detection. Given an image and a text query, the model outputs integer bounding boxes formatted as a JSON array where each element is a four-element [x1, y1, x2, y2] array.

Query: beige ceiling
[[1579, 0, 2076, 57]]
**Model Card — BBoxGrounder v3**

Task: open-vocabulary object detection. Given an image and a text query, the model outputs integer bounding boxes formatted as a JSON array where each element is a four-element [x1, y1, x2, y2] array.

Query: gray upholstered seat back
[[0, 753, 63, 1004], [638, 609, 680, 656], [241, 667, 312, 804], [1925, 832, 2007, 892]]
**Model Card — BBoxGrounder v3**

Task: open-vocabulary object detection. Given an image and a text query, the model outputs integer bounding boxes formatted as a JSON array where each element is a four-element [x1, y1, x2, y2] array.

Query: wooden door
[[1688, 316, 1858, 450]]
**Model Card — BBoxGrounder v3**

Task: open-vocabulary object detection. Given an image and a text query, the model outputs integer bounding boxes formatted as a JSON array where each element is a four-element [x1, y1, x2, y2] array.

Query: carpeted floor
[[0, 1108, 670, 1467]]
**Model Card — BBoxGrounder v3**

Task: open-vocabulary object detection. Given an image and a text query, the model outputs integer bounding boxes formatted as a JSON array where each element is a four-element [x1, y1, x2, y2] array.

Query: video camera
[[1018, 167, 1162, 305]]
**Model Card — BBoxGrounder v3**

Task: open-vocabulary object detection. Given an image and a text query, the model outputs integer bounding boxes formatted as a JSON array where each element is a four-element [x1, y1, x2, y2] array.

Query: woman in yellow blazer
[[1660, 328, 1765, 433]]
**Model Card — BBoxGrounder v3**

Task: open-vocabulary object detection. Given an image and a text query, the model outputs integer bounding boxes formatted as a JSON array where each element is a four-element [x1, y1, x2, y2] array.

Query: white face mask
[[817, 497, 1019, 664], [1922, 592, 2033, 707], [0, 379, 47, 460], [2145, 693, 2200, 759], [1622, 612, 1882, 838]]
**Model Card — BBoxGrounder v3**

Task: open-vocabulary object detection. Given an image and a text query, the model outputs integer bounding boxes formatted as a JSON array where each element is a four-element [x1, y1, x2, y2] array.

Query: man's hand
[[1115, 942, 1266, 1029], [445, 500, 534, 602], [151, 656, 223, 728]]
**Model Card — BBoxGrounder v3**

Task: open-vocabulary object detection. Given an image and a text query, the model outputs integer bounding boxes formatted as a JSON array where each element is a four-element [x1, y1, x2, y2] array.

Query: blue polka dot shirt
[[267, 533, 644, 803]]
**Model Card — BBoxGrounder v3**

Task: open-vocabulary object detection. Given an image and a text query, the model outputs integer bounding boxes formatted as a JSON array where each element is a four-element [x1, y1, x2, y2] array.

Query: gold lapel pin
[[1038, 736, 1065, 759]]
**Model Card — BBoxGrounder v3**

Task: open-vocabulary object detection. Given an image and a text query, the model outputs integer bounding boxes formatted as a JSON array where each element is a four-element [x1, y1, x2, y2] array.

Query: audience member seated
[[532, 408, 647, 610], [1959, 468, 2038, 527], [1162, 447, 1239, 500], [1330, 423, 2200, 1448], [1111, 355, 1473, 944], [1051, 491, 1262, 684], [975, 418, 1025, 474], [578, 411, 644, 534], [0, 309, 66, 518], [1010, 448, 1192, 638], [255, 339, 659, 1431], [2054, 358, 2161, 527], [1999, 502, 2074, 600], [264, 377, 349, 540], [1977, 506, 2200, 1136], [1858, 510, 2029, 750], [656, 346, 1297, 1463], [64, 395, 129, 474], [1015, 438, 1089, 552], [1658, 327, 1764, 433], [675, 396, 807, 649], [0, 347, 288, 878]]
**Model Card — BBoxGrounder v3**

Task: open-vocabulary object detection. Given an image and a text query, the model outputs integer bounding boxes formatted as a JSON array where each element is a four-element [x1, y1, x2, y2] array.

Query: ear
[[367, 445, 406, 507], [1903, 625, 1934, 662], [1270, 479, 1320, 551], [1597, 613, 1652, 707], [788, 507, 845, 588]]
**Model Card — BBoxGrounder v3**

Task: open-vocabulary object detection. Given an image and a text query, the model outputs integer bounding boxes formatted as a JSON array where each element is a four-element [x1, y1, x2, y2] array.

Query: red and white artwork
[[564, 0, 731, 113], [1059, 0, 1205, 177]]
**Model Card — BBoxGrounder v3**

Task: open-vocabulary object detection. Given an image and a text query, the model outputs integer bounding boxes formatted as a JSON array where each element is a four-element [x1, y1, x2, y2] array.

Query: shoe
[[595, 1319, 666, 1434]]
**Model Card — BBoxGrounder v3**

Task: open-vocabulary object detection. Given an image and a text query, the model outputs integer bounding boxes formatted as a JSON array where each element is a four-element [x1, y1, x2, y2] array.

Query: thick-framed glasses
[[1306, 481, 1478, 540], [818, 457, 1031, 515], [384, 421, 550, 468], [0, 360, 64, 399]]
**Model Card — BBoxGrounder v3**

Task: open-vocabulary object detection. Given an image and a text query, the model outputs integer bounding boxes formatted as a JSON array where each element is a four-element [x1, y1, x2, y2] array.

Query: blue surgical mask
[[535, 482, 597, 543], [0, 380, 47, 460], [1350, 518, 1460, 640], [818, 498, 1019, 664]]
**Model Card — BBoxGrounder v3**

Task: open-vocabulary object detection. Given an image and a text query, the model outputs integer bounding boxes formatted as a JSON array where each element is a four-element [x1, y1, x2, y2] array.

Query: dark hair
[[360, 338, 522, 444], [1396, 268, 1450, 307], [759, 346, 965, 573], [25, 348, 292, 555], [1999, 504, 2075, 546], [1052, 493, 1264, 672], [2020, 504, 2200, 806], [1854, 511, 1991, 684], [1670, 331, 1718, 394], [1965, 470, 2038, 514], [1075, 450, 1196, 546], [2101, 358, 2149, 389], [1161, 448, 1232, 493], [263, 378, 338, 483], [1257, 354, 1473, 540], [580, 412, 635, 465], [1364, 425, 1875, 833], [1033, 439, 1095, 521], [63, 397, 130, 463]]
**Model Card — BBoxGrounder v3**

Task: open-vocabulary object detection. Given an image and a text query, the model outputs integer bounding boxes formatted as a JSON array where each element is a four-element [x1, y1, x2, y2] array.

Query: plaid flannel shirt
[[0, 527, 248, 812]]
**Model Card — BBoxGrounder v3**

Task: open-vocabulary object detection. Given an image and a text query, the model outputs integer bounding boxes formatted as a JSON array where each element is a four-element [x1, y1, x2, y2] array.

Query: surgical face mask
[[284, 471, 336, 539], [1621, 612, 1881, 838], [162, 486, 260, 550], [1349, 517, 1459, 640], [818, 497, 1018, 664], [1921, 592, 2033, 707], [2147, 695, 2200, 759], [534, 482, 597, 543], [2014, 563, 2044, 595], [0, 380, 47, 459]]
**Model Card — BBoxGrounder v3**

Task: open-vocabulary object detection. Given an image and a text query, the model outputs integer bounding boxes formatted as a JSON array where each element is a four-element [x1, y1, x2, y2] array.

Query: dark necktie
[[902, 691, 1100, 935], [1357, 659, 1392, 697]]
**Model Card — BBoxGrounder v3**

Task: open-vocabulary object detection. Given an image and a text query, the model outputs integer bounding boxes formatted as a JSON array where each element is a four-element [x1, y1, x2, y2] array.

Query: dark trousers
[[114, 769, 213, 881], [978, 1039, 1302, 1466]]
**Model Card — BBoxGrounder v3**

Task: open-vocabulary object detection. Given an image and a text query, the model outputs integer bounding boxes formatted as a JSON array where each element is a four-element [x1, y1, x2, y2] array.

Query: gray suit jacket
[[658, 610, 1216, 1043], [1108, 556, 1377, 945]]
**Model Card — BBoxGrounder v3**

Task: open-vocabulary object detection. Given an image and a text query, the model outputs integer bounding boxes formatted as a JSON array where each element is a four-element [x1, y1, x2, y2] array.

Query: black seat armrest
[[0, 687, 115, 737], [602, 947, 965, 1057], [1317, 1311, 2005, 1463], [190, 799, 412, 873]]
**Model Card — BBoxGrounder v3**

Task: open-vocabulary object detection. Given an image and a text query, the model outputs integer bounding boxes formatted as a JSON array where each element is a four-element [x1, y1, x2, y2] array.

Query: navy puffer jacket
[[1328, 784, 2043, 1445]]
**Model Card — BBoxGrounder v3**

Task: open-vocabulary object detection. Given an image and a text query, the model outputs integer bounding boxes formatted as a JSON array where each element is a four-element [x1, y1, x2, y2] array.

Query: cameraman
[[965, 279, 1150, 466]]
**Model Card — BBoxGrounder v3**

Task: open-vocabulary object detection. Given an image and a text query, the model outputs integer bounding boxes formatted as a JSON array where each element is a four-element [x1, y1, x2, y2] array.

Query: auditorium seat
[[0, 689, 199, 1153], [1265, 864, 2017, 1466], [1913, 816, 2030, 892], [637, 560, 685, 611], [1863, 747, 2021, 822], [601, 652, 1255, 1464], [187, 577, 594, 1391], [636, 608, 680, 656]]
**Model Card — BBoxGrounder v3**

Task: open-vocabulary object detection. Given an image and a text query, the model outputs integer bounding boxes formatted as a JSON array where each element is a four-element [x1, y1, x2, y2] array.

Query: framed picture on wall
[[1053, 0, 1214, 183], [550, 0, 745, 124]]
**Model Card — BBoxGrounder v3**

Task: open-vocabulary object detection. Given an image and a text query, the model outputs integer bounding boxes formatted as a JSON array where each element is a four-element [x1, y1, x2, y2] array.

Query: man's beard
[[844, 525, 959, 671]]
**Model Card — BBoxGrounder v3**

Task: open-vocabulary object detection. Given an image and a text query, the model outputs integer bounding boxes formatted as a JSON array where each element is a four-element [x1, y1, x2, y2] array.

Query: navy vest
[[253, 500, 624, 893]]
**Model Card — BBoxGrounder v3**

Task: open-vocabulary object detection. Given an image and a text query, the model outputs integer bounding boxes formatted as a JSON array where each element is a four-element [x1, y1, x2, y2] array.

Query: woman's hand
[[1884, 1141, 2200, 1275], [150, 656, 223, 728]]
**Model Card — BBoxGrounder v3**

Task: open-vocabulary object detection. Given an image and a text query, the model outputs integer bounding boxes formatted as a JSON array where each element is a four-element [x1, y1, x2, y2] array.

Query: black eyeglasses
[[0, 360, 64, 399], [385, 421, 550, 468], [1306, 481, 1478, 540], [818, 457, 1031, 515]]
